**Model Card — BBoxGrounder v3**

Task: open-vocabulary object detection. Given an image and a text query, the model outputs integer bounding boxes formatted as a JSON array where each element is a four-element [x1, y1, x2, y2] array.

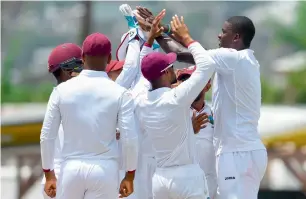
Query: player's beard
[[171, 77, 177, 85]]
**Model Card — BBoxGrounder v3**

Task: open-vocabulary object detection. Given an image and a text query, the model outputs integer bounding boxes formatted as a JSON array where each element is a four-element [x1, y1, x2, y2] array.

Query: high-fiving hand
[[136, 6, 155, 24], [170, 15, 193, 47], [135, 6, 155, 30], [147, 9, 166, 44]]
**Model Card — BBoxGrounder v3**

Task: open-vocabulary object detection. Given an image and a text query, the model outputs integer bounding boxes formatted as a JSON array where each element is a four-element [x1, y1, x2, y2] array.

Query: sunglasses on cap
[[58, 58, 83, 75]]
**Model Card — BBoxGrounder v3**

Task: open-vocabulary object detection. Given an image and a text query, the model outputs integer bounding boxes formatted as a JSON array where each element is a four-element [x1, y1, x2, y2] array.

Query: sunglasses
[[58, 58, 83, 76]]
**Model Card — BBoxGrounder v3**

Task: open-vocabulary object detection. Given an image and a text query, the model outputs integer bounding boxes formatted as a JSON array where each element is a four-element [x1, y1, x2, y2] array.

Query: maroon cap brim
[[106, 60, 124, 73], [176, 65, 197, 80]]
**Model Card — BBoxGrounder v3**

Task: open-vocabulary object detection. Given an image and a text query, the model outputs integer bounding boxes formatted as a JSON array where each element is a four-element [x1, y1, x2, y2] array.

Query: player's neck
[[151, 81, 171, 91], [234, 44, 248, 51], [83, 65, 106, 72]]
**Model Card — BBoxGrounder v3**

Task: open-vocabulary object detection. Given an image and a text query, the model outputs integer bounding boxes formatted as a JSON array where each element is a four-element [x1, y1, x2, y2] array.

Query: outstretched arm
[[136, 6, 195, 64], [156, 35, 195, 65]]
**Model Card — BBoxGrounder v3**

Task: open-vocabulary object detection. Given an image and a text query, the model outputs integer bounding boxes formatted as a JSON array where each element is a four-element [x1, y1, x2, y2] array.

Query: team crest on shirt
[[125, 91, 133, 98]]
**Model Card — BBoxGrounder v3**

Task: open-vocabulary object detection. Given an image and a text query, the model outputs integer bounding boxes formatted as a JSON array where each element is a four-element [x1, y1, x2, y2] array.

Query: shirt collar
[[79, 69, 108, 78], [148, 87, 171, 99], [149, 87, 171, 93]]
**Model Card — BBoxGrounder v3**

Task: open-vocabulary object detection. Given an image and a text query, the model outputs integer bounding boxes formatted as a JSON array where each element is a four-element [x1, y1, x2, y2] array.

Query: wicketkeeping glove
[[119, 4, 139, 29]]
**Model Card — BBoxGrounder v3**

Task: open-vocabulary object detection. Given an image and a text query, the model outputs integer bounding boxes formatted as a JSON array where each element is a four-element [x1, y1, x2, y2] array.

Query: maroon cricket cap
[[82, 32, 111, 56], [48, 43, 82, 73], [141, 52, 177, 82], [176, 65, 197, 80], [106, 60, 125, 73]]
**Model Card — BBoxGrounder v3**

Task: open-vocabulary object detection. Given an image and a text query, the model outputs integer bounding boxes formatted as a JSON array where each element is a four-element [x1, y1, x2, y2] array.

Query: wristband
[[186, 40, 196, 47], [144, 42, 152, 48], [43, 169, 52, 173], [127, 170, 136, 174], [166, 24, 171, 35]]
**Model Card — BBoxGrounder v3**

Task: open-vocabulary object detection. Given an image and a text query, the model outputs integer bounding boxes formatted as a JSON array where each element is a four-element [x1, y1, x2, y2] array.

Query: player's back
[[211, 48, 265, 154], [135, 88, 197, 168], [56, 70, 126, 160]]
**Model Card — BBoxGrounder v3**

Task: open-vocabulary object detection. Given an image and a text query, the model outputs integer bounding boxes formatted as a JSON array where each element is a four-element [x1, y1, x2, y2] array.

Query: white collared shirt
[[135, 42, 216, 168], [40, 70, 138, 172], [209, 48, 266, 155]]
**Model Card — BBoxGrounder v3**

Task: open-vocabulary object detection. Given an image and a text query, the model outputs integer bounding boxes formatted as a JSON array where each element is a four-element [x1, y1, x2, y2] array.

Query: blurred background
[[1, 1, 306, 199]]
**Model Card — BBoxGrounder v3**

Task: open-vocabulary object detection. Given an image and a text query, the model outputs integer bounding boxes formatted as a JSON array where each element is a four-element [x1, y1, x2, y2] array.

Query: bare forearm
[[155, 35, 195, 65]]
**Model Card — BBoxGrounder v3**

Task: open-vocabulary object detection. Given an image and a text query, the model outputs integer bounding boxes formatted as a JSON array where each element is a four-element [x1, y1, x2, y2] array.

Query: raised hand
[[136, 6, 154, 25], [134, 11, 152, 32], [147, 9, 166, 44], [119, 4, 139, 29], [170, 15, 193, 46]]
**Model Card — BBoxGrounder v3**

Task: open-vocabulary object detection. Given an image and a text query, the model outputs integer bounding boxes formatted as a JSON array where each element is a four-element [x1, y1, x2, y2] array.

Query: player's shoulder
[[106, 78, 127, 93], [210, 48, 239, 57], [56, 76, 77, 91], [208, 48, 239, 63], [133, 89, 148, 107]]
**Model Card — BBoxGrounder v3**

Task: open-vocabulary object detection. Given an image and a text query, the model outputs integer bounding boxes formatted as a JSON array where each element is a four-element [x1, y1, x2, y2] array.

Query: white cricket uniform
[[115, 38, 143, 199], [191, 104, 217, 199], [130, 43, 157, 199], [135, 42, 216, 199], [209, 48, 267, 199], [41, 123, 63, 199], [40, 70, 138, 199], [117, 41, 155, 199]]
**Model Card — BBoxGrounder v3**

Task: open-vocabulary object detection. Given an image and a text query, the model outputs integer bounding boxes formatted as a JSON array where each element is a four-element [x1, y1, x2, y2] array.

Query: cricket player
[[134, 12, 216, 199], [138, 9, 268, 199], [176, 67, 217, 199], [40, 32, 139, 199], [113, 8, 163, 199], [108, 25, 143, 199], [41, 43, 83, 199], [102, 30, 141, 199], [107, 36, 153, 199]]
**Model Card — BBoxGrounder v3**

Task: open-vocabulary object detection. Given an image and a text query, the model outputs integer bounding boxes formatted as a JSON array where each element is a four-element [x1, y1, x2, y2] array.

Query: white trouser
[[196, 138, 217, 199], [57, 159, 119, 199], [41, 164, 61, 199], [152, 164, 209, 199], [216, 150, 268, 199], [119, 155, 156, 199]]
